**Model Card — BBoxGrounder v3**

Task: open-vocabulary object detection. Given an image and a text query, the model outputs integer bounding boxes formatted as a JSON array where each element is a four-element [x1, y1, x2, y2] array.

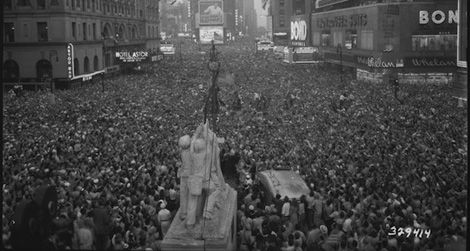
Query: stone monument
[[162, 122, 237, 251]]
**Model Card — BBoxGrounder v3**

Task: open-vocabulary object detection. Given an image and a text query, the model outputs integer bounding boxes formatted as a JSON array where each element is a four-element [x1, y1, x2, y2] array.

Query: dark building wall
[[3, 0, 159, 81]]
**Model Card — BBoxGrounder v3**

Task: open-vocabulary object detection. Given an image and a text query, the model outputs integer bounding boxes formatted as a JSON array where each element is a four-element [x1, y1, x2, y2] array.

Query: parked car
[[256, 41, 274, 51], [160, 42, 175, 55]]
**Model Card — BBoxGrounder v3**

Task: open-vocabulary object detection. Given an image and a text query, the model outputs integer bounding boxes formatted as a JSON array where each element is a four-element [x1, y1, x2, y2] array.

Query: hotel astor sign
[[115, 51, 149, 62]]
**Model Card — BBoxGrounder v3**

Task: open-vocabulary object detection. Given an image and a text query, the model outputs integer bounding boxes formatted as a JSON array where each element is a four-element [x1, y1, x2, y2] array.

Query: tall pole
[[204, 40, 220, 132]]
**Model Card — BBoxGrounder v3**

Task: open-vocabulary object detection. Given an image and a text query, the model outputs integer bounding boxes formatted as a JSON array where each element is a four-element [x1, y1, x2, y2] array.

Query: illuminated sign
[[419, 10, 458, 24], [316, 14, 367, 28], [199, 0, 224, 25], [199, 26, 224, 44], [316, 0, 349, 9], [235, 9, 238, 26], [115, 51, 149, 62], [357, 56, 404, 68], [66, 43, 74, 79], [291, 20, 307, 41]]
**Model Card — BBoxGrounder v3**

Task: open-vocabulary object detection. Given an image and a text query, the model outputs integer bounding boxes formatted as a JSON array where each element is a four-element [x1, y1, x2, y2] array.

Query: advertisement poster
[[293, 47, 321, 63], [199, 0, 224, 25], [199, 26, 224, 44], [290, 15, 308, 47]]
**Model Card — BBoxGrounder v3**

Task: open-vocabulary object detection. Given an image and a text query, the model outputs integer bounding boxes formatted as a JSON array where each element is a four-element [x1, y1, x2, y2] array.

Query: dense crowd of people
[[2, 39, 467, 251]]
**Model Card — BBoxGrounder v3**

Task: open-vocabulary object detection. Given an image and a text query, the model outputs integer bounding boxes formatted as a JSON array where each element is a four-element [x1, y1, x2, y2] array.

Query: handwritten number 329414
[[388, 226, 431, 239]]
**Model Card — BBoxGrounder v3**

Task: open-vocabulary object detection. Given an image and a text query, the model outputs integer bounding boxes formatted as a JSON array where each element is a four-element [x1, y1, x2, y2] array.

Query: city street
[[3, 39, 467, 250]]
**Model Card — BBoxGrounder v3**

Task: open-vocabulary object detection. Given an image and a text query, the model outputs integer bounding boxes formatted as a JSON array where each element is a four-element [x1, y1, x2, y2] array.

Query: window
[[93, 56, 99, 71], [18, 0, 31, 6], [72, 0, 75, 8], [5, 0, 12, 9], [77, 0, 80, 7], [148, 27, 150, 37], [37, 0, 46, 9], [312, 31, 320, 46], [87, 0, 90, 9], [83, 23, 87, 40], [82, 0, 85, 9], [333, 31, 343, 47], [280, 16, 286, 27], [345, 30, 358, 49], [93, 23, 96, 40], [74, 58, 80, 75], [84, 57, 90, 73], [360, 30, 374, 50], [411, 34, 457, 52], [4, 23, 15, 42], [23, 24, 29, 38], [321, 30, 331, 46], [51, 0, 59, 5], [37, 22, 48, 41], [280, 0, 285, 7], [72, 22, 76, 39]]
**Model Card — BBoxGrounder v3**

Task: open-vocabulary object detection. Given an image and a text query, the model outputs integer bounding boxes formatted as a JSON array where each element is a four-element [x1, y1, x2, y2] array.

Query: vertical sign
[[457, 0, 467, 67], [66, 43, 74, 79]]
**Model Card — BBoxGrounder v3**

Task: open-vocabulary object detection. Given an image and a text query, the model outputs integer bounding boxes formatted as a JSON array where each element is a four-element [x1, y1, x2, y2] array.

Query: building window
[[4, 23, 15, 42], [312, 31, 320, 46], [23, 24, 29, 38], [87, 0, 90, 9], [83, 23, 87, 40], [51, 0, 59, 5], [18, 0, 31, 6], [360, 30, 374, 50], [411, 34, 457, 52], [74, 58, 80, 75], [93, 55, 99, 71], [77, 0, 80, 7], [93, 23, 96, 40], [321, 30, 331, 47], [84, 57, 90, 73], [37, 0, 46, 9], [333, 31, 343, 47], [82, 0, 85, 9], [280, 16, 286, 27], [280, 0, 284, 7], [37, 22, 48, 41], [72, 22, 76, 39], [5, 0, 12, 9], [345, 30, 357, 49], [72, 0, 75, 8]]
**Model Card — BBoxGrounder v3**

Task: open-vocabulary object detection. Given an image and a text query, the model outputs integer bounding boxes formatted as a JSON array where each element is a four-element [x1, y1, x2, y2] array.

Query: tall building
[[271, 0, 293, 45], [311, 0, 458, 84], [3, 0, 160, 86], [241, 0, 257, 37]]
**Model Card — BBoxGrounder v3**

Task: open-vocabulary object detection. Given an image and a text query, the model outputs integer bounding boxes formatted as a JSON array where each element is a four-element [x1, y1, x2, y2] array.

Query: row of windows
[[312, 30, 374, 50], [4, 22, 48, 42], [5, 0, 154, 19], [4, 21, 148, 43], [72, 22, 98, 41], [73, 55, 100, 75], [411, 34, 457, 52]]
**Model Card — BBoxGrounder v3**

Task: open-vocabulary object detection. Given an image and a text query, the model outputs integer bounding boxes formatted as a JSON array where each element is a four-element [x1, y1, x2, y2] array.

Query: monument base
[[161, 185, 237, 251]]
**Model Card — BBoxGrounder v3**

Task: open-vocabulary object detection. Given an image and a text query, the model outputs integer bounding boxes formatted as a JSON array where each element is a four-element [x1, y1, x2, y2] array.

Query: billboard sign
[[115, 51, 149, 62], [199, 0, 224, 26], [199, 26, 224, 44], [291, 15, 308, 47]]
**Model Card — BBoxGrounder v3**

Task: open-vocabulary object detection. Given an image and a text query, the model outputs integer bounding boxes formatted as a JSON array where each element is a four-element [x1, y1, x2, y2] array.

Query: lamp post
[[204, 40, 221, 132], [336, 44, 343, 84]]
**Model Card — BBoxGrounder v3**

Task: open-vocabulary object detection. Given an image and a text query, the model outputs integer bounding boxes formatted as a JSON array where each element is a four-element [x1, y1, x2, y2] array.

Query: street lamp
[[204, 40, 221, 132]]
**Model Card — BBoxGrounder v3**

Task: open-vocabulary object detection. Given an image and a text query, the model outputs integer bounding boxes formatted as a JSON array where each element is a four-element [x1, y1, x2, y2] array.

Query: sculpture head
[[192, 138, 206, 153], [179, 135, 191, 150]]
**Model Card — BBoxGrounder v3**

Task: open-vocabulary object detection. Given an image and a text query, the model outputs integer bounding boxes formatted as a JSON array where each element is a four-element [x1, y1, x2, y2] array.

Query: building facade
[[311, 0, 458, 84], [454, 0, 467, 99], [3, 0, 160, 85], [271, 0, 293, 45]]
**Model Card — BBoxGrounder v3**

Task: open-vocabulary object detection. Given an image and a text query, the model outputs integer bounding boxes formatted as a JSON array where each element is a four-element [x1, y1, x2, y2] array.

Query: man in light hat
[[157, 201, 171, 237]]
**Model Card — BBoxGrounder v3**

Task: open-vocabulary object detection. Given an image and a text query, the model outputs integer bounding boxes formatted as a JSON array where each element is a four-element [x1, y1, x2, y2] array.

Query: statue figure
[[177, 135, 191, 220], [184, 122, 227, 228]]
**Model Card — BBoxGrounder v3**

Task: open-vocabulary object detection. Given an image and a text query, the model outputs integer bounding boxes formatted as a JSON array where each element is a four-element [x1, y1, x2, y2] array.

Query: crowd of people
[[2, 39, 467, 251]]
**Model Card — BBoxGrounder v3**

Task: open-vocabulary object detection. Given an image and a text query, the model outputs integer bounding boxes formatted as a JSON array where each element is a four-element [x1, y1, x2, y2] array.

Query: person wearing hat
[[281, 197, 291, 222], [157, 201, 171, 238]]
